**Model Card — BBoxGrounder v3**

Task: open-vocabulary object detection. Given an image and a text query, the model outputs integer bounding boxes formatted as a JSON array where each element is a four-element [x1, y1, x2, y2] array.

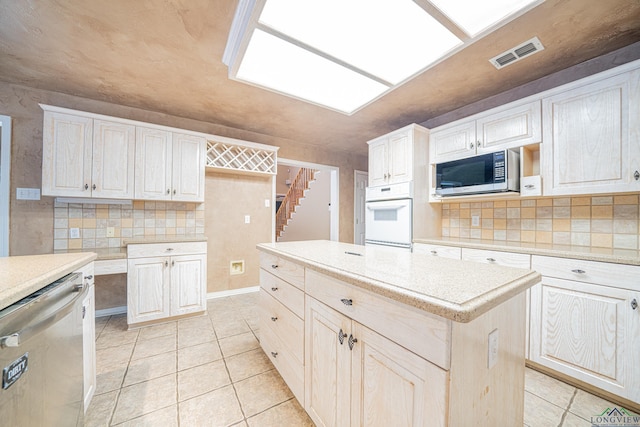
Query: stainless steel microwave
[[435, 149, 520, 197]]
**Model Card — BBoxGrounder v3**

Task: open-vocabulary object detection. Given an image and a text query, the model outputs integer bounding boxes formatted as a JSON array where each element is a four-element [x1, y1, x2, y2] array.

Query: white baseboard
[[207, 286, 259, 300], [95, 306, 127, 318]]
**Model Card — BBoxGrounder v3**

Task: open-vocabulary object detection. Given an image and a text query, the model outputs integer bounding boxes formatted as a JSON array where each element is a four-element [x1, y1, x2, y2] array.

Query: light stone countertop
[[257, 240, 540, 323], [413, 237, 640, 266], [0, 252, 97, 310]]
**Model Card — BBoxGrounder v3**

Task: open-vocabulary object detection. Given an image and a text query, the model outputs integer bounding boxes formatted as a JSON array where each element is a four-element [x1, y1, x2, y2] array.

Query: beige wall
[[1, 82, 367, 308]]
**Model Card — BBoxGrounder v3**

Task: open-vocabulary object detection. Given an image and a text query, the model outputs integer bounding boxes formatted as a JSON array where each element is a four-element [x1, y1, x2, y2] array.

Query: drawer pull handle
[[270, 351, 278, 358], [166, 248, 174, 252], [341, 298, 353, 306], [430, 250, 437, 255], [271, 287, 278, 292], [571, 269, 586, 274], [271, 264, 278, 269], [84, 275, 93, 280], [524, 184, 535, 189], [338, 329, 346, 345], [348, 334, 358, 350], [271, 316, 278, 322], [486, 258, 496, 262], [631, 299, 638, 310]]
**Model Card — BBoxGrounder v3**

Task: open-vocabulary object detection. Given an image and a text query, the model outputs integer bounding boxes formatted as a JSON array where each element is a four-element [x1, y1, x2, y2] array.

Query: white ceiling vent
[[490, 37, 544, 69]]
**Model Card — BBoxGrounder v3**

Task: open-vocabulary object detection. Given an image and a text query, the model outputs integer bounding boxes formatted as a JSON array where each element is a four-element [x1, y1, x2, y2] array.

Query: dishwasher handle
[[0, 280, 86, 349]]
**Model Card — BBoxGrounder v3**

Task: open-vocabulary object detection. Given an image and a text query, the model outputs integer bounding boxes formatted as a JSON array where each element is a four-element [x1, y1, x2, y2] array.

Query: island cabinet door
[[305, 297, 352, 427], [350, 323, 448, 427]]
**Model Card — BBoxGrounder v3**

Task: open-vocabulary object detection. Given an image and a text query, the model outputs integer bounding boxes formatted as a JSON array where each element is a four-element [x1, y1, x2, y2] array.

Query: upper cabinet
[[41, 105, 206, 202], [135, 128, 205, 202], [541, 69, 640, 196], [430, 100, 541, 164], [367, 124, 428, 187], [42, 112, 135, 198]]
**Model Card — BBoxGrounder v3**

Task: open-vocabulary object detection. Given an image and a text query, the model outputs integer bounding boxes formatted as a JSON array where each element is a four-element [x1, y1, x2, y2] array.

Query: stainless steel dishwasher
[[0, 272, 87, 426]]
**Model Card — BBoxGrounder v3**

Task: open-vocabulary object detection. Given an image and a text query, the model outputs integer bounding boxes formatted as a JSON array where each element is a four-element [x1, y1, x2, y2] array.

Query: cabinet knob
[[167, 189, 170, 194], [338, 328, 346, 345], [635, 170, 640, 181], [270, 351, 278, 358], [271, 264, 278, 269], [430, 250, 437, 255], [271, 287, 278, 292], [84, 183, 89, 190], [470, 142, 475, 149], [486, 258, 496, 262], [571, 269, 586, 274], [165, 260, 168, 267], [348, 334, 358, 350], [271, 316, 278, 322], [92, 184, 96, 190], [172, 260, 175, 267], [631, 299, 638, 310], [340, 298, 353, 306], [477, 140, 481, 147], [173, 189, 177, 195], [84, 275, 93, 280]]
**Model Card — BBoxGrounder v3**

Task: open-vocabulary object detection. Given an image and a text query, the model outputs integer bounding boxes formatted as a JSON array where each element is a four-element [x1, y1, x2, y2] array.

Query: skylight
[[223, 0, 542, 115]]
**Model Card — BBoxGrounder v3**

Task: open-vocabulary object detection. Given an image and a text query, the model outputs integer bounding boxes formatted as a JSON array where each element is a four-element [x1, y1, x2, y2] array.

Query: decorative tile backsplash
[[53, 200, 205, 250], [441, 195, 639, 250]]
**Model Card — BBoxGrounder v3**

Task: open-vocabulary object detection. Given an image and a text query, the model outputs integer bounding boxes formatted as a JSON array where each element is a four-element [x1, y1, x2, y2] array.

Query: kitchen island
[[257, 240, 541, 426]]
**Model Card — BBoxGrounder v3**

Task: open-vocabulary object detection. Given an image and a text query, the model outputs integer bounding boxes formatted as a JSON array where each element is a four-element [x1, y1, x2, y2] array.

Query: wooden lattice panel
[[206, 140, 277, 175]]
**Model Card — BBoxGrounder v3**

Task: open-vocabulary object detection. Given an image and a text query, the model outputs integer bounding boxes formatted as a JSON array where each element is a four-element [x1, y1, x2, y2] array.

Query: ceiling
[[1, 0, 639, 156]]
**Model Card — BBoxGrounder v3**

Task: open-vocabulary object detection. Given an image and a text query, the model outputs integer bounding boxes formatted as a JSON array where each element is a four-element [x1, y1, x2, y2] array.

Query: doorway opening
[[273, 158, 339, 242], [353, 170, 368, 245], [0, 115, 12, 257]]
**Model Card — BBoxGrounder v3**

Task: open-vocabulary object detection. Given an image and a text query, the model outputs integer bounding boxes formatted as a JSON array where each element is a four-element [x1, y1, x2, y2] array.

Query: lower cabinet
[[305, 297, 446, 427], [127, 242, 207, 326], [79, 262, 96, 411], [530, 256, 640, 403]]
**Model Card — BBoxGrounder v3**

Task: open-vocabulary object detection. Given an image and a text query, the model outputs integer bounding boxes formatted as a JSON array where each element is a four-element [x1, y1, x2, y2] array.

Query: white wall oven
[[365, 182, 412, 251]]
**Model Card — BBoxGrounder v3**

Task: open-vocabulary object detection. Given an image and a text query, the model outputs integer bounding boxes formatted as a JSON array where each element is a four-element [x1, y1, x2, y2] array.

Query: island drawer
[[305, 269, 451, 370], [413, 243, 461, 260], [259, 290, 304, 365], [462, 248, 531, 269], [532, 255, 640, 290], [127, 241, 206, 258], [260, 269, 305, 319], [260, 253, 305, 290], [260, 322, 304, 404]]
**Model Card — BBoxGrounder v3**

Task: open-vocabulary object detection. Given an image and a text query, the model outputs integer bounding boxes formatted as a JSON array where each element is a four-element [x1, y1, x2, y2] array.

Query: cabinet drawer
[[305, 269, 451, 370], [95, 258, 128, 275], [259, 252, 304, 290], [413, 243, 461, 260], [532, 256, 640, 291], [462, 248, 531, 269], [260, 324, 304, 404], [520, 175, 542, 197], [260, 270, 305, 319], [259, 290, 304, 365], [127, 241, 206, 258]]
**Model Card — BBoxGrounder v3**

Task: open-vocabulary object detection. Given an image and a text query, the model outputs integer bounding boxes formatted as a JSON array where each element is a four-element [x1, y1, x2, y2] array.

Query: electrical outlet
[[472, 215, 480, 227], [488, 328, 499, 369], [264, 199, 270, 208], [106, 227, 115, 237], [244, 215, 251, 224], [70, 228, 80, 239]]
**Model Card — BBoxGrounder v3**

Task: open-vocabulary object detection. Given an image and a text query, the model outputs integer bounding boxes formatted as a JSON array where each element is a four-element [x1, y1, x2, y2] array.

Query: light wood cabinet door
[[368, 139, 388, 187], [530, 278, 640, 402], [127, 257, 171, 324], [170, 254, 207, 316], [92, 120, 135, 198], [429, 120, 476, 163], [476, 100, 541, 154], [135, 127, 172, 200], [388, 131, 412, 184], [542, 70, 640, 195], [351, 323, 447, 427], [172, 133, 205, 202], [42, 111, 93, 197], [305, 297, 352, 427]]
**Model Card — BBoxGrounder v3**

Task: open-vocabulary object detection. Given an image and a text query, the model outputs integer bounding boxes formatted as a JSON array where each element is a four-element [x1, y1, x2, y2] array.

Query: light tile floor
[[87, 292, 636, 426]]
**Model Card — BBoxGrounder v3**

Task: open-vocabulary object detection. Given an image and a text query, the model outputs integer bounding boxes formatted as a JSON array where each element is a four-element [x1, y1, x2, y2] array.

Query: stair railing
[[275, 168, 316, 239]]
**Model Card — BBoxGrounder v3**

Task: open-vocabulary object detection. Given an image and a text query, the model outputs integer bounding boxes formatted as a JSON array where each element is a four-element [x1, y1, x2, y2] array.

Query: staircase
[[276, 168, 316, 240]]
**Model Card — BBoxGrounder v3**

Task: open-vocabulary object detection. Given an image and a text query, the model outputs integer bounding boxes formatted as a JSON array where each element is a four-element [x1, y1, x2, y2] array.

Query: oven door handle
[[366, 204, 406, 211], [0, 283, 86, 349]]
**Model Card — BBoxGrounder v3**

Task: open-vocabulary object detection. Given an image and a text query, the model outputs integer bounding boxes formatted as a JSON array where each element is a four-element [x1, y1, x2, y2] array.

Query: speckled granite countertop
[[413, 238, 640, 266], [257, 240, 540, 323], [0, 252, 97, 310]]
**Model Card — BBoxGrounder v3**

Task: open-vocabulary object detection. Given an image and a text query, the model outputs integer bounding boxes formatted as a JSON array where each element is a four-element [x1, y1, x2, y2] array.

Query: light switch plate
[[264, 199, 270, 208], [244, 215, 251, 224]]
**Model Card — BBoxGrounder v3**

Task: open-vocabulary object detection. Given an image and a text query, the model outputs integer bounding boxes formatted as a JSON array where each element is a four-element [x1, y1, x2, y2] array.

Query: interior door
[[353, 171, 368, 245]]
